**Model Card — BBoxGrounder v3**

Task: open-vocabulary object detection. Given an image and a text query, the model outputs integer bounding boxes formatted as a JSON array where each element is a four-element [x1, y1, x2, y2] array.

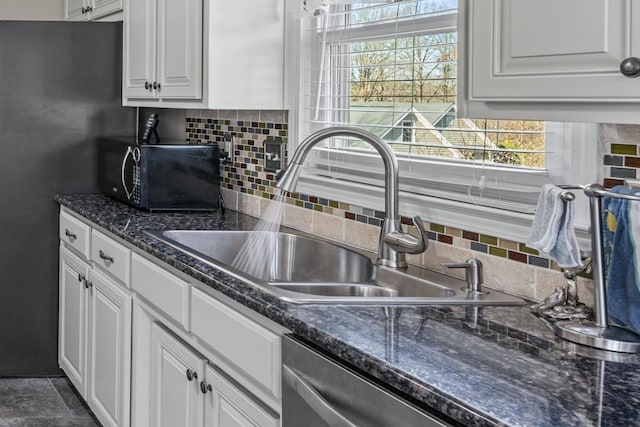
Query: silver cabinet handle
[[99, 250, 114, 263], [282, 366, 357, 427], [621, 57, 640, 78], [65, 229, 77, 240]]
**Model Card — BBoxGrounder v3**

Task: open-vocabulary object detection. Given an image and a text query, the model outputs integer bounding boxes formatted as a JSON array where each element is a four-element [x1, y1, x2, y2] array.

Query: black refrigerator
[[0, 21, 135, 375]]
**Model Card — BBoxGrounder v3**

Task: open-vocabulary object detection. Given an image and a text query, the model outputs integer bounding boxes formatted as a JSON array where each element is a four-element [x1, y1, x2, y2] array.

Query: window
[[285, 0, 598, 241], [401, 120, 414, 143]]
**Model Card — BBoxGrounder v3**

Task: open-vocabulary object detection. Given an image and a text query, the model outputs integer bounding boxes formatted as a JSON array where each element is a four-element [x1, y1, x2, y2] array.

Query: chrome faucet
[[276, 126, 428, 268]]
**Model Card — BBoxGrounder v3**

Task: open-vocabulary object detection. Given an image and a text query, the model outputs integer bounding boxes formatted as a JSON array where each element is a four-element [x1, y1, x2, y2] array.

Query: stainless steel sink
[[145, 229, 525, 306], [157, 230, 373, 283], [272, 283, 398, 298]]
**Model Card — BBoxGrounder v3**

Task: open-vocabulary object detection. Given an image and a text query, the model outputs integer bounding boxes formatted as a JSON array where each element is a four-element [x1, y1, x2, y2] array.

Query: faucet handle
[[409, 216, 429, 254], [383, 215, 429, 255], [442, 258, 487, 294]]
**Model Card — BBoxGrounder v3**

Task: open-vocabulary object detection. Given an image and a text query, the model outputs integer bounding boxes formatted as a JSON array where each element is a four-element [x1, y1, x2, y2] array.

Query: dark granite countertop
[[55, 194, 640, 427]]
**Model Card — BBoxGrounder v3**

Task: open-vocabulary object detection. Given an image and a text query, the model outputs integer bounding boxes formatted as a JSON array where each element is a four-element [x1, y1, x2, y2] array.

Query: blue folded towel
[[602, 186, 640, 332], [528, 184, 582, 268]]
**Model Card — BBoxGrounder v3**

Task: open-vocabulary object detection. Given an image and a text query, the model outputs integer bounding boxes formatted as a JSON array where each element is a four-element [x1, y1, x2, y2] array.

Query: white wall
[[0, 0, 65, 20]]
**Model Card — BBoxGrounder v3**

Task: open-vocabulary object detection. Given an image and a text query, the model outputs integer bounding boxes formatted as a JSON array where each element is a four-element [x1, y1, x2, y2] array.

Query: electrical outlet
[[264, 140, 284, 172]]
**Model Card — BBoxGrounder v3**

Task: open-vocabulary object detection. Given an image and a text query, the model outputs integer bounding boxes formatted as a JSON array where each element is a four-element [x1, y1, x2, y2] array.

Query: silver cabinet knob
[[186, 369, 198, 381], [620, 57, 640, 78], [200, 381, 212, 394]]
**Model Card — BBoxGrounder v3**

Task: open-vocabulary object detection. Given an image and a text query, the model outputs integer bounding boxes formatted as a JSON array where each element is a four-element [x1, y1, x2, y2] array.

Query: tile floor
[[0, 377, 99, 426]]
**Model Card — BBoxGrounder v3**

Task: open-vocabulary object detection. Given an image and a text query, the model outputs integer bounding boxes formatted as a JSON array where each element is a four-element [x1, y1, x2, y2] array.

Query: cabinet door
[[208, 0, 285, 109], [150, 323, 206, 427], [87, 269, 132, 427], [91, 0, 123, 20], [205, 365, 279, 427], [155, 0, 203, 99], [59, 246, 90, 398], [467, 0, 640, 102], [65, 0, 88, 20], [123, 0, 157, 99]]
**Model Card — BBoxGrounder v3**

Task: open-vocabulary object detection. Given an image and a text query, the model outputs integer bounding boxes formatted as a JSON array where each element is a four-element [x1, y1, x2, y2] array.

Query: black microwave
[[98, 138, 220, 211]]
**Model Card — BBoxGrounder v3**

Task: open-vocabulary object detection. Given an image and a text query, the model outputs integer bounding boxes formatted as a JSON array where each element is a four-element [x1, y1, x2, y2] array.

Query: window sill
[[295, 176, 591, 247]]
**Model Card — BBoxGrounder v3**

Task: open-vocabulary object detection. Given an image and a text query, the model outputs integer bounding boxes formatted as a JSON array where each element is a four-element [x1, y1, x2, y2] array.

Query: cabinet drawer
[[191, 288, 281, 398], [60, 210, 91, 260], [131, 254, 190, 328], [91, 230, 131, 286]]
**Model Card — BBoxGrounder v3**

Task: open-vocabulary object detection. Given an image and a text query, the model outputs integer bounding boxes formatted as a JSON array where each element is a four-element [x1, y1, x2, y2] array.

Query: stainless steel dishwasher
[[282, 336, 452, 427]]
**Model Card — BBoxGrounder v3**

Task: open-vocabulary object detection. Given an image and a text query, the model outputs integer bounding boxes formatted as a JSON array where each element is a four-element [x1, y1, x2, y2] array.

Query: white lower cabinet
[[59, 246, 91, 398], [59, 209, 133, 427], [59, 208, 283, 427], [131, 284, 283, 427], [205, 365, 279, 427], [87, 268, 132, 427], [148, 321, 279, 427], [59, 245, 132, 427], [150, 322, 206, 427]]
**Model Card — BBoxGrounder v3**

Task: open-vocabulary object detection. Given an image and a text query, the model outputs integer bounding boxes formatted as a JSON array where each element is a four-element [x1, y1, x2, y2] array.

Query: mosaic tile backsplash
[[184, 114, 640, 305], [602, 124, 640, 188]]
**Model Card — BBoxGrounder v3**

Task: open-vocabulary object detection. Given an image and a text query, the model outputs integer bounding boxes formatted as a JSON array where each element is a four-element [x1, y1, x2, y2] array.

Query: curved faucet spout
[[276, 126, 428, 268]]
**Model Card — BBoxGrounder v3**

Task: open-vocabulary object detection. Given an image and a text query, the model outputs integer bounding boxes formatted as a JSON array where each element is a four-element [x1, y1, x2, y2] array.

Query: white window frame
[[284, 0, 599, 244]]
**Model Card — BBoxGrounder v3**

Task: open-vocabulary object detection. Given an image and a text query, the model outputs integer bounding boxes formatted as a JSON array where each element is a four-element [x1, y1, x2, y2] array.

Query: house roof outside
[[348, 101, 497, 158]]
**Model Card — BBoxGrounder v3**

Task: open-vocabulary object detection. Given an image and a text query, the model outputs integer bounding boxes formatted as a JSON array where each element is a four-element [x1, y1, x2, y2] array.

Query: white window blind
[[285, 0, 598, 241]]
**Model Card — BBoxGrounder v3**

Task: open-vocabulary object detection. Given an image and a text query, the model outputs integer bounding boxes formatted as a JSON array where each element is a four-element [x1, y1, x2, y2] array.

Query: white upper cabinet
[[458, 0, 640, 124], [123, 0, 202, 101], [65, 0, 122, 21], [206, 0, 285, 110], [123, 0, 156, 98], [92, 0, 123, 19], [123, 0, 285, 109], [156, 0, 203, 99], [65, 0, 86, 20]]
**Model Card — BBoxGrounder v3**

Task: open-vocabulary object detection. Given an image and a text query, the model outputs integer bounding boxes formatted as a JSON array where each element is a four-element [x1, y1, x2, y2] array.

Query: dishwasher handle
[[282, 365, 358, 427]]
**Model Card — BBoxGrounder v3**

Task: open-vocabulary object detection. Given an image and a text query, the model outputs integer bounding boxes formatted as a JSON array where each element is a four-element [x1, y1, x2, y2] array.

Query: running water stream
[[231, 189, 287, 280]]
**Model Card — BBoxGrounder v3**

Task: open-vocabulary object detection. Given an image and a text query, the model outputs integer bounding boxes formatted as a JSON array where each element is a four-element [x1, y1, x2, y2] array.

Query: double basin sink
[[145, 229, 525, 306]]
